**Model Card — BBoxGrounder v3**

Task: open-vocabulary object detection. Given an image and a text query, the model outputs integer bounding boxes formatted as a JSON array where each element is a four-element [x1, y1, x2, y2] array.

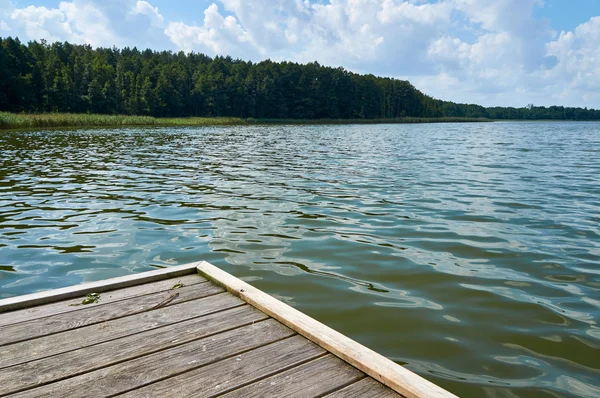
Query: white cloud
[[57, 2, 117, 45], [2, 0, 167, 48], [166, 0, 453, 73], [378, 0, 453, 24], [414, 7, 599, 107], [219, 0, 290, 51], [133, 1, 164, 28], [0, 0, 598, 108], [544, 16, 600, 104], [9, 5, 86, 43], [165, 3, 257, 58]]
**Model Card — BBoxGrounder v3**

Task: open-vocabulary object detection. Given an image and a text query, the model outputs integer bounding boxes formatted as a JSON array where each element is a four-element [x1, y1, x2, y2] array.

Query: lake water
[[1, 122, 599, 397]]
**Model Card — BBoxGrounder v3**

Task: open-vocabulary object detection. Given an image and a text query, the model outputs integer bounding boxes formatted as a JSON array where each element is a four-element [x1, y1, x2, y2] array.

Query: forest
[[1, 37, 599, 121]]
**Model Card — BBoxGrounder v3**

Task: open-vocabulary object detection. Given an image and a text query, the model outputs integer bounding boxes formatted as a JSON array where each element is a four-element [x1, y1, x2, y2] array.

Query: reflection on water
[[1, 122, 599, 397]]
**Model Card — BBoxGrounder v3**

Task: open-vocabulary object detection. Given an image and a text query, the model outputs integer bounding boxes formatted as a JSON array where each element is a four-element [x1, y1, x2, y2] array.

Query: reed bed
[[0, 112, 491, 130]]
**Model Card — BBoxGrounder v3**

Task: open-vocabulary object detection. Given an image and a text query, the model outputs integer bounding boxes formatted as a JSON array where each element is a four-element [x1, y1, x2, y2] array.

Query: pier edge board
[[0, 262, 200, 313], [196, 260, 458, 398]]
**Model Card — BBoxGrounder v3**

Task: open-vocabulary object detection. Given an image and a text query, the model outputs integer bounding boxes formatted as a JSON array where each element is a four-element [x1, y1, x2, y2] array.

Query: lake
[[1, 122, 599, 397]]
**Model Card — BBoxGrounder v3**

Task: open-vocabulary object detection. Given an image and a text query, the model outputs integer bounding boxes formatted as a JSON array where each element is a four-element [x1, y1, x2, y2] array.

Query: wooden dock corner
[[0, 261, 458, 398]]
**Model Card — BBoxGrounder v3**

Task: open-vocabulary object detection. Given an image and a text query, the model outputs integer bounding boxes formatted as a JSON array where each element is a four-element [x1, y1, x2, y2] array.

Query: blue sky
[[2, 0, 599, 108], [534, 0, 599, 31], [12, 0, 598, 33]]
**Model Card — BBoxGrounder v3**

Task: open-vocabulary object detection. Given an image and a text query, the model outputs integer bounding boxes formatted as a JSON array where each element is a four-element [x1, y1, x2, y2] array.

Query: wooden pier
[[0, 261, 457, 398]]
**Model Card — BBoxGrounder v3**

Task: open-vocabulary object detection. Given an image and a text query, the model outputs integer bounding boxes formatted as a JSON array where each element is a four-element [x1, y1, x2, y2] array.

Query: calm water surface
[[1, 122, 599, 397]]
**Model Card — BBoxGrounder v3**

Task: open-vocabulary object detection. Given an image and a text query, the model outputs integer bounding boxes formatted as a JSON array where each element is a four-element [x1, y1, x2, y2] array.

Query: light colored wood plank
[[10, 319, 294, 398], [0, 305, 267, 396], [0, 292, 242, 369], [197, 261, 458, 398], [220, 354, 364, 398], [116, 335, 326, 398], [0, 274, 206, 327], [0, 281, 222, 346], [0, 262, 200, 313], [324, 377, 404, 398]]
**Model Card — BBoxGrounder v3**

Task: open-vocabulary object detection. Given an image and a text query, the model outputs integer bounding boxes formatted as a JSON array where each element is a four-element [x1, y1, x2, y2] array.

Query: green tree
[[0, 36, 598, 121]]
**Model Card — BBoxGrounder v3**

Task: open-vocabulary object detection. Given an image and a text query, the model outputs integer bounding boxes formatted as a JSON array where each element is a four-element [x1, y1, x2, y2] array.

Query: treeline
[[1, 37, 599, 121], [439, 102, 600, 121]]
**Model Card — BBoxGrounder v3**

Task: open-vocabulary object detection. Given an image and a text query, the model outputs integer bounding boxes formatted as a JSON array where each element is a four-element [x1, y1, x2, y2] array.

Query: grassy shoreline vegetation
[[0, 112, 492, 130], [0, 112, 243, 130]]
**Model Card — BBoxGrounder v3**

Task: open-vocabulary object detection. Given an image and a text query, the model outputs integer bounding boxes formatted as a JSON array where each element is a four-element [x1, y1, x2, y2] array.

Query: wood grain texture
[[9, 319, 294, 398], [324, 377, 404, 398], [0, 274, 206, 327], [0, 305, 267, 396], [220, 354, 365, 398], [0, 292, 242, 369], [197, 261, 458, 398], [117, 335, 326, 398], [0, 262, 200, 312], [0, 281, 222, 346], [1, 263, 452, 398]]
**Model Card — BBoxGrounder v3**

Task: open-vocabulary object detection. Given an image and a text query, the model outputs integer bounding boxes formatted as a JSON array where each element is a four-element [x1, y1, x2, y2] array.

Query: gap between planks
[[0, 305, 269, 397], [0, 292, 242, 370], [321, 377, 404, 398], [115, 335, 329, 398], [0, 278, 221, 347], [0, 273, 207, 328], [0, 261, 455, 398], [8, 320, 300, 398], [196, 260, 458, 398], [215, 354, 365, 398]]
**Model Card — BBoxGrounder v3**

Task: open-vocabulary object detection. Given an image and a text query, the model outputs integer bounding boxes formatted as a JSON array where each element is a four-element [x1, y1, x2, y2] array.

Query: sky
[[1, 0, 599, 108]]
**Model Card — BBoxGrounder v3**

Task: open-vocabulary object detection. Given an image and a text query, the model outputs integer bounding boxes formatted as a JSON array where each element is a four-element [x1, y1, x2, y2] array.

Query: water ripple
[[1, 122, 599, 397]]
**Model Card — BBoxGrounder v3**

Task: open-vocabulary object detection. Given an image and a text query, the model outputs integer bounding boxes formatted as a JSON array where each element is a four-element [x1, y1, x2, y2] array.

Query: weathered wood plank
[[0, 292, 242, 369], [0, 281, 221, 346], [324, 377, 404, 398], [0, 262, 200, 313], [0, 262, 452, 398], [0, 274, 206, 327], [197, 261, 458, 398], [220, 354, 365, 398], [0, 305, 267, 396], [116, 335, 326, 398], [9, 319, 294, 398]]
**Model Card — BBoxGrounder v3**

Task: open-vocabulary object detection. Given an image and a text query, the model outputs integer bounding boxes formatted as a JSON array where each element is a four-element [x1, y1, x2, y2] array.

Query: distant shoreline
[[491, 119, 600, 122], [3, 113, 599, 131], [0, 113, 492, 130]]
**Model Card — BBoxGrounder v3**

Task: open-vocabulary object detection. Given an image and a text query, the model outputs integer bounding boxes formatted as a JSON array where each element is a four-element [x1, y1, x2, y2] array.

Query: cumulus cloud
[[58, 2, 117, 45], [165, 3, 257, 58], [545, 16, 600, 104], [1, 0, 168, 48], [133, 1, 164, 28], [0, 0, 598, 107], [8, 5, 80, 43]]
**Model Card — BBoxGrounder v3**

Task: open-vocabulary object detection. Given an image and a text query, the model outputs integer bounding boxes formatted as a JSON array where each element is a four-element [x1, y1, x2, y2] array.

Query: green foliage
[[69, 292, 100, 306], [81, 293, 100, 305], [1, 37, 598, 121], [0, 112, 491, 130], [0, 112, 246, 129]]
